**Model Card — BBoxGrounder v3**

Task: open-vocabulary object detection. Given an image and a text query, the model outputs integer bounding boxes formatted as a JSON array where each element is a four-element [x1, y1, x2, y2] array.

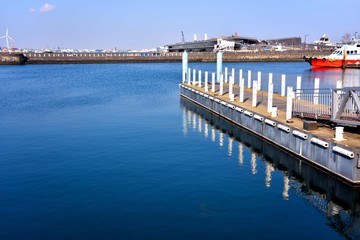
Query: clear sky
[[1, 0, 359, 50]]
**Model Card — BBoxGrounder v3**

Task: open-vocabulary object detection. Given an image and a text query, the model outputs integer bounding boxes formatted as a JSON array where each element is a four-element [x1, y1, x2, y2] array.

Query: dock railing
[[293, 87, 360, 125]]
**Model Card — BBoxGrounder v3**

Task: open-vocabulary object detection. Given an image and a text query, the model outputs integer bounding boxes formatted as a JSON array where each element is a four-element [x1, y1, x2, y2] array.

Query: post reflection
[[198, 116, 202, 133], [211, 127, 215, 142], [182, 108, 188, 136], [181, 97, 360, 239], [251, 152, 257, 175], [204, 122, 209, 138], [219, 131, 224, 147], [282, 172, 289, 200], [192, 113, 196, 130], [238, 142, 244, 166], [265, 162, 274, 188], [228, 137, 234, 157]]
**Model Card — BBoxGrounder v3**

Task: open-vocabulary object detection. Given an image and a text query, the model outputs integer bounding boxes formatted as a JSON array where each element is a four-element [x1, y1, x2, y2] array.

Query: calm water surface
[[0, 62, 360, 239]]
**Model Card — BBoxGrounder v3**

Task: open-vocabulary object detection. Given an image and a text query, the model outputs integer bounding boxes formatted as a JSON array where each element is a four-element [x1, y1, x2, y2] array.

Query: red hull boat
[[305, 41, 360, 68]]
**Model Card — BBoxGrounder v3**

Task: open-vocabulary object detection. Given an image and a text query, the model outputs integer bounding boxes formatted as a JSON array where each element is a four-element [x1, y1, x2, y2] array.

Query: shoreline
[[1, 50, 331, 65]]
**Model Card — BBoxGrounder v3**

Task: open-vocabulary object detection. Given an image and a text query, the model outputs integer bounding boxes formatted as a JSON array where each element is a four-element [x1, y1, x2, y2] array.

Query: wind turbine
[[0, 28, 14, 49]]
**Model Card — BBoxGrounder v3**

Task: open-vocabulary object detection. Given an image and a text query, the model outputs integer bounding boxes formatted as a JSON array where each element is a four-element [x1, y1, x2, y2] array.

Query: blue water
[[0, 62, 359, 240]]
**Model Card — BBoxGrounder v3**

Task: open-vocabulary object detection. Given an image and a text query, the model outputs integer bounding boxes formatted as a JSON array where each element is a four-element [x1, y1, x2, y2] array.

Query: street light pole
[[304, 35, 309, 50], [304, 34, 309, 44]]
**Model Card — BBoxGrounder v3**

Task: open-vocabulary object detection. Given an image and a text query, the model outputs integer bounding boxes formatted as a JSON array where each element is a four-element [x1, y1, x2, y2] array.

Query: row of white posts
[[182, 51, 337, 121], [183, 65, 295, 120]]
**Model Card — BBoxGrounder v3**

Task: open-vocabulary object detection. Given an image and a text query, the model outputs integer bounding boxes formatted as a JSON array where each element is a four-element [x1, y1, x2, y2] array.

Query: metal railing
[[293, 88, 332, 120], [293, 87, 360, 125]]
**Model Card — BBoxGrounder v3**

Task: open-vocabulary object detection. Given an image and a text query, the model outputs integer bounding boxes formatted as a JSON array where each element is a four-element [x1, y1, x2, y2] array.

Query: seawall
[[0, 53, 27, 65], [14, 50, 331, 64]]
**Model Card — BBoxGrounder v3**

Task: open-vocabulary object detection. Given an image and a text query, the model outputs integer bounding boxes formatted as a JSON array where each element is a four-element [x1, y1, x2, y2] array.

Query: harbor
[[1, 61, 360, 239], [180, 52, 360, 184], [3, 0, 360, 238]]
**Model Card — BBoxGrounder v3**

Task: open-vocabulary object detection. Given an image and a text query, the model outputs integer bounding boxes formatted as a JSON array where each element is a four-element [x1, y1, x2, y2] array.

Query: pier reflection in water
[[181, 97, 360, 239]]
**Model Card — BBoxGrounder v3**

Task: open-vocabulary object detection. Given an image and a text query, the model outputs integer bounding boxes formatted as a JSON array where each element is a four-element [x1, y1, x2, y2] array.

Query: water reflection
[[228, 137, 234, 157], [251, 153, 257, 175], [181, 97, 360, 239], [238, 142, 244, 166], [305, 68, 360, 89], [265, 162, 274, 188], [219, 131, 224, 147], [282, 173, 289, 201]]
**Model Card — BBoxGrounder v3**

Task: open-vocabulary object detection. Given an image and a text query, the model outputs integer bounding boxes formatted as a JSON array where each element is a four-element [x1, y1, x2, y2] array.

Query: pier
[[180, 52, 360, 184]]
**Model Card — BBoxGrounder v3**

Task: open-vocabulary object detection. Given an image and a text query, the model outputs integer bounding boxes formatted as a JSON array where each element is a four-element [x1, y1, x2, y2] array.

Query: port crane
[[181, 31, 185, 43]]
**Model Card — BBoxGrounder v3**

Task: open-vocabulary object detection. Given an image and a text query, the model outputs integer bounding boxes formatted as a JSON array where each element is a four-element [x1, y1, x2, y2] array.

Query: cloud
[[29, 8, 36, 13], [39, 3, 55, 13]]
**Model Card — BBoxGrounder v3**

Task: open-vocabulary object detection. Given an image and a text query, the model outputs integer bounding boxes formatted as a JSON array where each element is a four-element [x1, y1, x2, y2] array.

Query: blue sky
[[1, 0, 359, 50]]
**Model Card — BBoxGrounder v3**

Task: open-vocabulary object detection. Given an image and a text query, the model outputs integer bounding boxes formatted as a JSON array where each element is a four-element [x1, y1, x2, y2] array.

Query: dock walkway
[[186, 82, 360, 152]]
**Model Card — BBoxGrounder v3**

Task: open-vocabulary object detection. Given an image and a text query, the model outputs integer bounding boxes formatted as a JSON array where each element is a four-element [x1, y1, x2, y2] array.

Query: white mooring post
[[336, 80, 342, 94], [205, 71, 209, 92], [198, 70, 202, 87], [231, 68, 235, 82], [335, 127, 344, 141], [267, 83, 273, 113], [239, 69, 243, 85], [211, 72, 215, 92], [296, 76, 302, 99], [286, 86, 293, 121], [281, 74, 286, 97], [182, 51, 188, 83], [268, 73, 274, 113], [229, 76, 233, 95], [239, 77, 245, 103], [314, 77, 320, 104], [269, 73, 273, 85], [257, 71, 262, 91], [220, 74, 224, 95], [248, 70, 252, 88], [216, 52, 223, 82], [252, 80, 258, 107], [229, 76, 234, 101], [187, 68, 191, 85], [192, 69, 196, 85], [224, 67, 228, 83]]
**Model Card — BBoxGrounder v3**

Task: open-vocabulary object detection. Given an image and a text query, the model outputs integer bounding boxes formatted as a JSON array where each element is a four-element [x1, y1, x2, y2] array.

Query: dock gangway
[[293, 87, 360, 126]]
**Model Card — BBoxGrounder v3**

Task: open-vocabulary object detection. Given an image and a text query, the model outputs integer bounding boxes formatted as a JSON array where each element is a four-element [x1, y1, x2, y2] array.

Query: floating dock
[[180, 54, 360, 184], [181, 97, 360, 212]]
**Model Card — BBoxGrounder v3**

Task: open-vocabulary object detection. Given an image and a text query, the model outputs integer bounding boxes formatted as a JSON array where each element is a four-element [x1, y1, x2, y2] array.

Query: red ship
[[304, 41, 360, 68]]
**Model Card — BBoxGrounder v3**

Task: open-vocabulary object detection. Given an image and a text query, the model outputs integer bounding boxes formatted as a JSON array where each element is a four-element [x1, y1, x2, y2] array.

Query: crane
[[181, 31, 185, 43]]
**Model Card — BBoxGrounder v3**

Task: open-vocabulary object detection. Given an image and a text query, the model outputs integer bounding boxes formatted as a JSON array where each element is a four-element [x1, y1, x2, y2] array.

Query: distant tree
[[341, 33, 352, 44]]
